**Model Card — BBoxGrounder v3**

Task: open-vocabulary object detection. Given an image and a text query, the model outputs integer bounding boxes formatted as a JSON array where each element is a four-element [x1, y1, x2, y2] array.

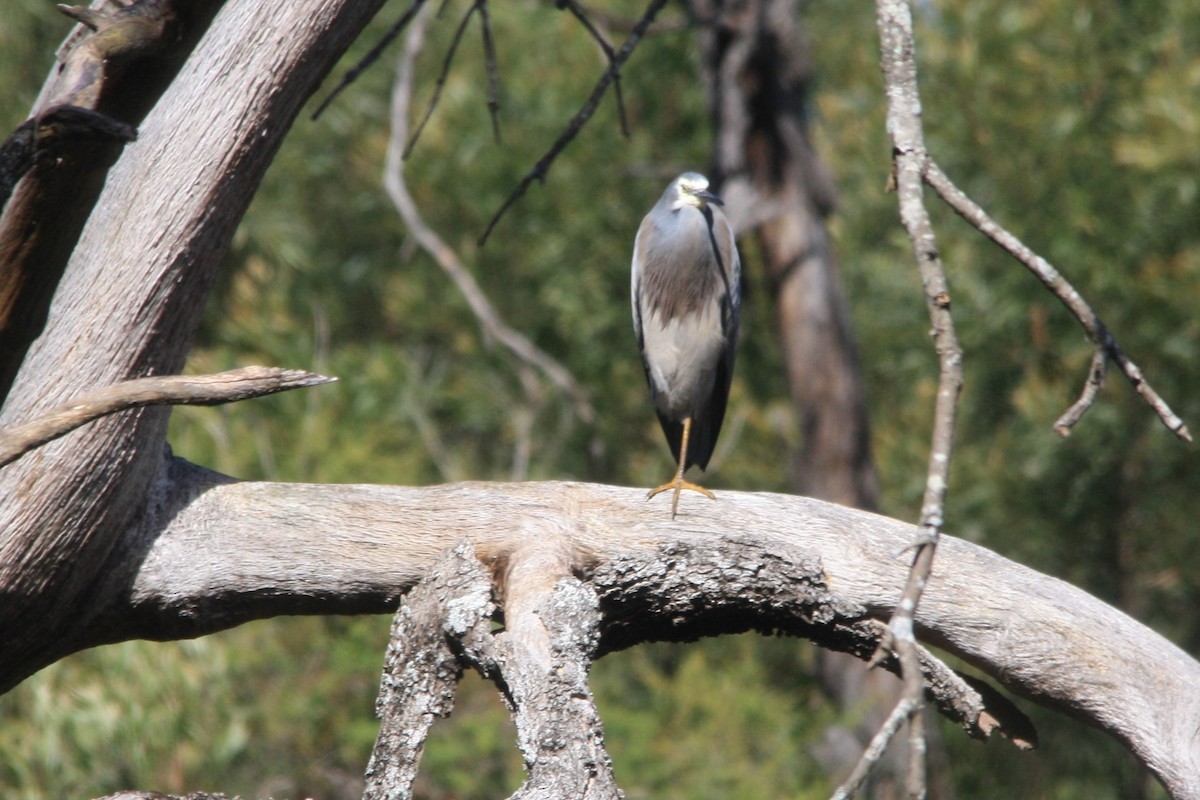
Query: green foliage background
[[1, 0, 1197, 797]]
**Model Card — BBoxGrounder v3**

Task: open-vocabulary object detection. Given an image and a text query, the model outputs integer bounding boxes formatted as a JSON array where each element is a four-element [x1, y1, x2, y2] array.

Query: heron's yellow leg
[[646, 417, 716, 519]]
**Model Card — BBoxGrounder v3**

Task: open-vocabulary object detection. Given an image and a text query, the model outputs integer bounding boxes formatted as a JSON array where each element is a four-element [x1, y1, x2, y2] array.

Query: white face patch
[[672, 174, 711, 210]]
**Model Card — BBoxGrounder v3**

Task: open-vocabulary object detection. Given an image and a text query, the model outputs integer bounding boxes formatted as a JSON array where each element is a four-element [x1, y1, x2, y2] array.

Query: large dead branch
[[365, 539, 1014, 800], [0, 0, 390, 745], [1, 3, 1195, 799]]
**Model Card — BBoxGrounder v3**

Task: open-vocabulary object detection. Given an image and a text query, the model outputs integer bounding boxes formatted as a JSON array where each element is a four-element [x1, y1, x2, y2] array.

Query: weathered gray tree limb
[[0, 367, 333, 467], [366, 539, 624, 800], [0, 0, 389, 719], [485, 543, 621, 799], [12, 459, 1190, 797], [362, 529, 1038, 800]]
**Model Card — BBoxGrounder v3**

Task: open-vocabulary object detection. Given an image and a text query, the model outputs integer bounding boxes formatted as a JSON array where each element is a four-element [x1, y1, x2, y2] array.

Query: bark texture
[[7, 456, 1197, 796]]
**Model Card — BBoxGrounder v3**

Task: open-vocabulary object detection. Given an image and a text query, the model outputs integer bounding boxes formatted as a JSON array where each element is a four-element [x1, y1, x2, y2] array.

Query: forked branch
[[922, 160, 1192, 442], [850, 1, 1193, 796], [854, 1, 964, 797], [366, 540, 621, 799], [362, 536, 1032, 800]]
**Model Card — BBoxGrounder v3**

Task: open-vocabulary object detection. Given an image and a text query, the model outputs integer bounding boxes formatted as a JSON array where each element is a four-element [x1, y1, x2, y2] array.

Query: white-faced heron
[[631, 172, 741, 519]]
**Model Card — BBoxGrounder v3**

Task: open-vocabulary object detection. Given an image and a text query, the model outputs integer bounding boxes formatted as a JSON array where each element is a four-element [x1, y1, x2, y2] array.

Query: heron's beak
[[695, 188, 725, 207]]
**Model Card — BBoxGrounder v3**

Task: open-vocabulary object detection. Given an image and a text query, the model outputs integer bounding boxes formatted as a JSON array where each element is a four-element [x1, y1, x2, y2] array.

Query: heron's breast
[[640, 305, 726, 415]]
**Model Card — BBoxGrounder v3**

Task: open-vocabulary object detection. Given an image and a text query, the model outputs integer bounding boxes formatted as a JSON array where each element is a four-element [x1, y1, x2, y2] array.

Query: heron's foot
[[646, 477, 716, 519]]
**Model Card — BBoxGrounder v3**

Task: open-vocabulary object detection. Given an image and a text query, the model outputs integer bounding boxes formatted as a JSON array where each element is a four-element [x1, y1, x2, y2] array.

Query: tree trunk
[[0, 0, 388, 697]]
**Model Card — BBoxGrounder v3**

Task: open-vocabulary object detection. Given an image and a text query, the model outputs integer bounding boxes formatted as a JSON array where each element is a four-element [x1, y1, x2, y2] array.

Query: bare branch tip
[[280, 369, 339, 387]]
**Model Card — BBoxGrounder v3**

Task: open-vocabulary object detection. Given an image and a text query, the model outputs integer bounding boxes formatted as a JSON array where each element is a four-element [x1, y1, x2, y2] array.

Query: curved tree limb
[[0, 0, 392, 738], [0, 366, 333, 468], [12, 464, 1196, 798]]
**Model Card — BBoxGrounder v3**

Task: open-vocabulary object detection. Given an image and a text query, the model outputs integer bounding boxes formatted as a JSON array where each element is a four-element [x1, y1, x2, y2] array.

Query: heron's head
[[670, 172, 724, 211]]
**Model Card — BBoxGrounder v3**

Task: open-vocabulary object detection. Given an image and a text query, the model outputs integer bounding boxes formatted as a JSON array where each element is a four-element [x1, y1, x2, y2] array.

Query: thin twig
[[922, 160, 1192, 442], [403, 0, 480, 159], [0, 367, 334, 467], [557, 0, 630, 136], [477, 0, 502, 144], [855, 2, 966, 799], [387, 4, 596, 425], [1054, 340, 1107, 434], [829, 697, 921, 800], [478, 0, 669, 246], [310, 0, 429, 120]]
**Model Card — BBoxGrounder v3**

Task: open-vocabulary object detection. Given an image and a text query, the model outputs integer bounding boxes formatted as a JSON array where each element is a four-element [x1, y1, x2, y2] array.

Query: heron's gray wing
[[702, 205, 741, 335], [689, 208, 741, 471]]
